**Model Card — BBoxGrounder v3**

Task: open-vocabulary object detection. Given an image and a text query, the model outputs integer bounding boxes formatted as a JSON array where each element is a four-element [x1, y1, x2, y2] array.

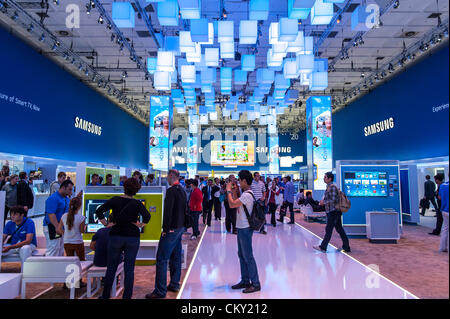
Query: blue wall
[[0, 27, 148, 168], [332, 44, 449, 162]]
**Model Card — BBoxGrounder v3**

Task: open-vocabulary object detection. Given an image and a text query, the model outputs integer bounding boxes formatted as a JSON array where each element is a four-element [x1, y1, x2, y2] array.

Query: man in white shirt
[[251, 172, 267, 235], [226, 170, 261, 294]]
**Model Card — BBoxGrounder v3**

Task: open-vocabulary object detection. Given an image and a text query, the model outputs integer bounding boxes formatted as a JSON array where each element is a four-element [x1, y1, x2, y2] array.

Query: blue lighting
[[288, 0, 315, 19], [241, 54, 256, 71], [179, 0, 201, 19], [249, 0, 269, 20], [310, 0, 334, 25], [112, 2, 135, 28], [190, 18, 209, 42], [234, 69, 248, 85], [157, 0, 179, 26]]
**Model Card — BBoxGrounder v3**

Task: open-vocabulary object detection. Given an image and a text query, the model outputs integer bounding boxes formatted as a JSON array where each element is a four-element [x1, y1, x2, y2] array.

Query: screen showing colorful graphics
[[210, 141, 255, 166], [269, 136, 280, 174], [149, 96, 172, 171], [343, 171, 389, 197], [84, 199, 146, 233], [307, 96, 333, 190], [187, 136, 198, 164]]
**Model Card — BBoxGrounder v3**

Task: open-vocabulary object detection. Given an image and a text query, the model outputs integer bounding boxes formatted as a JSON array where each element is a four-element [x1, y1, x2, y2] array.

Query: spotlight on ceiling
[[393, 0, 399, 9], [27, 24, 34, 32], [98, 15, 104, 24], [388, 63, 394, 73], [337, 15, 342, 24], [38, 33, 45, 42], [12, 11, 18, 21], [122, 71, 128, 78], [53, 0, 59, 5], [85, 68, 89, 76]]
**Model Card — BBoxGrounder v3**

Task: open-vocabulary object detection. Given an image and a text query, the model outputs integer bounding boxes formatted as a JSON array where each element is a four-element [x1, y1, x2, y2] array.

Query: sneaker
[[313, 245, 327, 253], [243, 286, 261, 294], [341, 248, 351, 253], [260, 230, 267, 235], [232, 230, 237, 235], [288, 222, 295, 224], [145, 292, 165, 299], [429, 232, 439, 236], [232, 282, 251, 290], [167, 286, 180, 293], [190, 235, 197, 240]]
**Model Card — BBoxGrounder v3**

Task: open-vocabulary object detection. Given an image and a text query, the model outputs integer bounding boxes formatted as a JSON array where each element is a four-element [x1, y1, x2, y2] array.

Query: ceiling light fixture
[[393, 0, 399, 9]]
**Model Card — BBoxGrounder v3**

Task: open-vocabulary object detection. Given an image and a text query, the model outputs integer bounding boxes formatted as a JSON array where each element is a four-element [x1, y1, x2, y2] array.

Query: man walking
[[213, 178, 222, 221], [202, 179, 214, 226], [49, 172, 66, 195], [422, 175, 438, 216], [146, 169, 186, 299], [430, 174, 444, 235], [313, 172, 351, 253], [225, 174, 238, 234], [283, 176, 295, 224]]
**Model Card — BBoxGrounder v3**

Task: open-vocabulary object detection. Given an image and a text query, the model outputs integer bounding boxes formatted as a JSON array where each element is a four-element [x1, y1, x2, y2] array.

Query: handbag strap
[[5, 217, 27, 243]]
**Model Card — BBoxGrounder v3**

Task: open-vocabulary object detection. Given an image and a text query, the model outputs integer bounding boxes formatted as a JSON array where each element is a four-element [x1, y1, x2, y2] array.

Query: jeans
[[440, 211, 449, 252], [320, 210, 350, 251], [153, 227, 184, 297], [102, 235, 140, 299], [190, 211, 201, 237], [237, 227, 260, 287]]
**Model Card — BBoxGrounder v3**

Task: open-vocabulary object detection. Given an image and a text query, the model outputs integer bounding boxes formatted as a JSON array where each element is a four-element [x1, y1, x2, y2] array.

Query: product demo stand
[[82, 186, 165, 263], [336, 160, 402, 240]]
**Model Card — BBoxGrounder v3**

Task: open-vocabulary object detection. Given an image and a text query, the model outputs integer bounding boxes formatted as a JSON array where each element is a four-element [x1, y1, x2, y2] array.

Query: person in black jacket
[[212, 178, 222, 221], [17, 172, 34, 216], [421, 175, 438, 216], [202, 179, 216, 226], [96, 178, 151, 299], [146, 169, 186, 299]]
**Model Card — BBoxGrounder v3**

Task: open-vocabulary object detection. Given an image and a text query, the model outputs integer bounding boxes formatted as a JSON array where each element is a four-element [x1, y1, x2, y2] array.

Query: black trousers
[[268, 202, 277, 226], [433, 210, 444, 234], [320, 210, 350, 251], [224, 201, 236, 233], [202, 200, 213, 226], [213, 198, 222, 220], [421, 196, 439, 215], [279, 201, 294, 223]]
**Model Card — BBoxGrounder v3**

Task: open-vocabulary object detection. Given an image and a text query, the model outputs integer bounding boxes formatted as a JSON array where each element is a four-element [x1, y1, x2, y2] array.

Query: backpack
[[242, 191, 266, 231], [337, 188, 351, 213]]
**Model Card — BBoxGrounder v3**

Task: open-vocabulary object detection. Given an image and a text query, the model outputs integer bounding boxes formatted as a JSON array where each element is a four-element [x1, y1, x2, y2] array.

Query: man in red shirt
[[189, 179, 203, 240]]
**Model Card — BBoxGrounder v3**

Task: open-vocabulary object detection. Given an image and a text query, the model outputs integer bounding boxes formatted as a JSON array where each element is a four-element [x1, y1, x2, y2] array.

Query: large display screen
[[343, 171, 389, 197], [149, 96, 172, 171], [210, 141, 255, 166], [84, 199, 146, 233]]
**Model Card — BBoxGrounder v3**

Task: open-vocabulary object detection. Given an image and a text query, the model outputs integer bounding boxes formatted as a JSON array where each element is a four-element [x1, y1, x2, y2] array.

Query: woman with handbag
[[95, 178, 151, 299], [266, 182, 280, 227]]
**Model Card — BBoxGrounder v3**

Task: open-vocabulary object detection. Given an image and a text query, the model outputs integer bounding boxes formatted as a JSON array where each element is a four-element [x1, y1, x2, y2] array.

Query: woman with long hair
[[59, 196, 86, 261]]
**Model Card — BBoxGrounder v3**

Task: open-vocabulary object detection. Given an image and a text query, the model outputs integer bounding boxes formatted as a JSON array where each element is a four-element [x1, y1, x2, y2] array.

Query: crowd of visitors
[[2, 163, 449, 299]]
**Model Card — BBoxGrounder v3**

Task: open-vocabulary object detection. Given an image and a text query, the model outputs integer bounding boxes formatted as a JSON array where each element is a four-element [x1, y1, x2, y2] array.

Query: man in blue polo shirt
[[2, 205, 37, 264], [43, 179, 74, 256], [87, 174, 100, 186]]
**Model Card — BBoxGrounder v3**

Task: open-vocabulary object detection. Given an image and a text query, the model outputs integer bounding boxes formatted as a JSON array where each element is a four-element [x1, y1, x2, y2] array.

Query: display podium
[[366, 211, 400, 243], [82, 186, 165, 264], [336, 160, 402, 236]]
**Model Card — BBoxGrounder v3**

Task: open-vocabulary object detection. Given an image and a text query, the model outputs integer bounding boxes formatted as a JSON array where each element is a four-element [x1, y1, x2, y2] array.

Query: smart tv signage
[[149, 96, 172, 172], [187, 135, 198, 178], [210, 141, 255, 166], [268, 136, 280, 174], [306, 96, 333, 190]]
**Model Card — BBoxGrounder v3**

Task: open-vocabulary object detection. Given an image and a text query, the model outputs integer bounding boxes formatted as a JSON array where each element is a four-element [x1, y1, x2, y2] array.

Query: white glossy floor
[[178, 215, 418, 299]]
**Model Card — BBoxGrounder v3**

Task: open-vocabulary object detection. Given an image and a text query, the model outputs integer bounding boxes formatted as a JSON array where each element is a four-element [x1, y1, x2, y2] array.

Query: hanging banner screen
[[149, 96, 172, 171], [307, 96, 333, 190], [268, 136, 280, 174]]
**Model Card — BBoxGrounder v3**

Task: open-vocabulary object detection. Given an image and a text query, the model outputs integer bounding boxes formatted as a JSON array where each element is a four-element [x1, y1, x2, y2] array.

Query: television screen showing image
[[343, 171, 389, 197], [210, 141, 255, 166], [84, 199, 146, 233]]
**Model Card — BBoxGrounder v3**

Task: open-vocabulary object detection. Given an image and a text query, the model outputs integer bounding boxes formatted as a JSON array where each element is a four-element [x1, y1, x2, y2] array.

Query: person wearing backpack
[[313, 172, 351, 253], [226, 170, 261, 294]]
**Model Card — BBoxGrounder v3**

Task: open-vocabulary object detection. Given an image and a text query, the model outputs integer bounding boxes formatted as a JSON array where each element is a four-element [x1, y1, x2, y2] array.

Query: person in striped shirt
[[251, 172, 267, 235]]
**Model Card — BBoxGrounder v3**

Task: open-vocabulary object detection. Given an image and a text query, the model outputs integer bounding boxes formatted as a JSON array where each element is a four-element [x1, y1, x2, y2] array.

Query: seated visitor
[[89, 218, 120, 268], [2, 205, 37, 264]]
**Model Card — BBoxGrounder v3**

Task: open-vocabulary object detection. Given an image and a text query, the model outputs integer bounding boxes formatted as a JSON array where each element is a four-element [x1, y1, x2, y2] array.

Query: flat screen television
[[84, 199, 146, 233], [210, 140, 255, 166], [343, 171, 388, 197]]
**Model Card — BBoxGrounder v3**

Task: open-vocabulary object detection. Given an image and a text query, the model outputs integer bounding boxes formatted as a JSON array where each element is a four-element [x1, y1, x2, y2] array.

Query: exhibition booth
[[0, 0, 448, 301]]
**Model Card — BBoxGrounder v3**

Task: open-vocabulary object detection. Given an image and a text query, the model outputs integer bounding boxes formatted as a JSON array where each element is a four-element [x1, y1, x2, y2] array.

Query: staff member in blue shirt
[[438, 175, 449, 253], [43, 180, 75, 256], [2, 205, 37, 265]]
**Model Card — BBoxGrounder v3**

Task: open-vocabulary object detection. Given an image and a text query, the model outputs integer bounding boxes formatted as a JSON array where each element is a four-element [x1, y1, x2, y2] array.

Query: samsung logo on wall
[[364, 117, 394, 137], [74, 117, 102, 136]]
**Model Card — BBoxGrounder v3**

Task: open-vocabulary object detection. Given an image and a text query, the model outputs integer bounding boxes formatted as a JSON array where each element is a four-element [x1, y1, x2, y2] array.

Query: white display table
[[366, 211, 400, 243], [0, 274, 22, 299]]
